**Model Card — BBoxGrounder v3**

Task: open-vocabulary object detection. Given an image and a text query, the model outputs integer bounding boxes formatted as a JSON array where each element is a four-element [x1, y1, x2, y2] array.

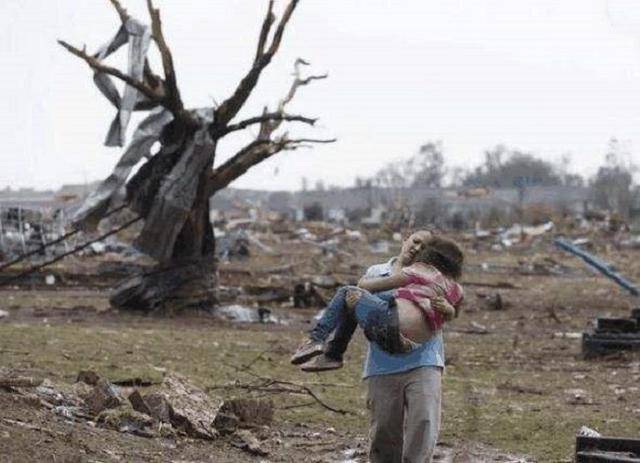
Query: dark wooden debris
[[595, 318, 638, 334], [576, 435, 640, 463]]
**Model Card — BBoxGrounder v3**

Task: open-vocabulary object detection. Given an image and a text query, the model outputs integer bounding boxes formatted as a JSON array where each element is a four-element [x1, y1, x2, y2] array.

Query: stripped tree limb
[[280, 58, 328, 110], [108, 0, 129, 23], [207, 136, 335, 194], [58, 40, 163, 102], [214, 362, 353, 415], [208, 58, 333, 193], [219, 113, 317, 136], [214, 0, 299, 126], [146, 0, 183, 112], [255, 0, 275, 62]]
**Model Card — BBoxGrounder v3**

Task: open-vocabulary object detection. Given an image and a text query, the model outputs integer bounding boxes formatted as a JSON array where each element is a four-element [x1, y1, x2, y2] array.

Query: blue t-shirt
[[363, 258, 445, 378]]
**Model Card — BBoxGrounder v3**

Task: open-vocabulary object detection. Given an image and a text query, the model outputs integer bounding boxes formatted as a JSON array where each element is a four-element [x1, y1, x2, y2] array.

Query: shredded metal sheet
[[72, 108, 174, 229], [73, 15, 218, 260], [92, 19, 153, 147]]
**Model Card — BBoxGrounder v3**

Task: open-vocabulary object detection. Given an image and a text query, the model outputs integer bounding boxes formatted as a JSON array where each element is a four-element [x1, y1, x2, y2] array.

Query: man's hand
[[346, 289, 362, 309], [432, 296, 456, 321]]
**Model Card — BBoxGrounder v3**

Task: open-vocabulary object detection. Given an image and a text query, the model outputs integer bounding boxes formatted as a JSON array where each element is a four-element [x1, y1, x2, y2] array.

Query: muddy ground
[[1, 231, 639, 462]]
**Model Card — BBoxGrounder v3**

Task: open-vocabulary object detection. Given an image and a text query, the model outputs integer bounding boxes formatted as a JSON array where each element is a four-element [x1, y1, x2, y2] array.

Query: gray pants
[[366, 366, 442, 463]]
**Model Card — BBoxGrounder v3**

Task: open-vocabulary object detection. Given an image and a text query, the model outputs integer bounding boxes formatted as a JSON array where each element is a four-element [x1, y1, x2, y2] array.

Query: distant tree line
[[346, 137, 637, 219]]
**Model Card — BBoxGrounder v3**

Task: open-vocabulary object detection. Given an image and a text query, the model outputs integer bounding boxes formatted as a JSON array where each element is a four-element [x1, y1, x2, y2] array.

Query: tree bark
[[110, 161, 217, 313]]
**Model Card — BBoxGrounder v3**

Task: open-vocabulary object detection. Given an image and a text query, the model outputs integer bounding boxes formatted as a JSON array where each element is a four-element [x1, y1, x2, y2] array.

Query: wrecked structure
[[210, 185, 593, 229], [59, 0, 333, 312]]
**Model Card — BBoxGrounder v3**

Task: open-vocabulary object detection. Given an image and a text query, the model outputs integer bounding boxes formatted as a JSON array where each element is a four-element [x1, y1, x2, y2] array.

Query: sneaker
[[290, 339, 325, 365], [300, 354, 343, 372]]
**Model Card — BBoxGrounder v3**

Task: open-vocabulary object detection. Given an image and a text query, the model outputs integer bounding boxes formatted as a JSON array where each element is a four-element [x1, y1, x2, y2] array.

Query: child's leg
[[349, 290, 405, 354], [309, 286, 358, 343]]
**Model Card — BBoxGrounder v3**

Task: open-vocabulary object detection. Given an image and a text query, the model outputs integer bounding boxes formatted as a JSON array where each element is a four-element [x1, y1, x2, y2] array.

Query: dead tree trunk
[[60, 0, 334, 312]]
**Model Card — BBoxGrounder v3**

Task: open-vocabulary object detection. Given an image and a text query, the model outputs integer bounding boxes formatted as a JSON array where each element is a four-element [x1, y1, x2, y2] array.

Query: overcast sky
[[1, 0, 640, 191]]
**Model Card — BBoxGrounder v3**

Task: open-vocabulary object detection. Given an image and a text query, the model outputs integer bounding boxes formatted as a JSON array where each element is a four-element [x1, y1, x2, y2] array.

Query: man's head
[[399, 230, 432, 265]]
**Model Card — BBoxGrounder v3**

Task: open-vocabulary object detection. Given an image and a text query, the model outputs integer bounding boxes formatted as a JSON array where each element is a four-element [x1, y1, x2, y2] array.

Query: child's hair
[[414, 237, 464, 280]]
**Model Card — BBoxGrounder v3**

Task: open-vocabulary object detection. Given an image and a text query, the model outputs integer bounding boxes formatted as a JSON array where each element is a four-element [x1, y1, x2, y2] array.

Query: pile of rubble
[[0, 368, 275, 456]]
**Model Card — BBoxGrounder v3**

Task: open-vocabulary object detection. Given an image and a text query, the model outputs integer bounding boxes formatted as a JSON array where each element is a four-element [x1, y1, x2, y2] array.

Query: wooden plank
[[583, 333, 640, 358], [576, 451, 640, 463], [577, 435, 640, 453], [596, 318, 638, 334]]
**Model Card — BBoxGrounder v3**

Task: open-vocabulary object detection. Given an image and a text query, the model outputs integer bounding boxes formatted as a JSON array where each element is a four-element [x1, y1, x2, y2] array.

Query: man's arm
[[358, 273, 408, 293]]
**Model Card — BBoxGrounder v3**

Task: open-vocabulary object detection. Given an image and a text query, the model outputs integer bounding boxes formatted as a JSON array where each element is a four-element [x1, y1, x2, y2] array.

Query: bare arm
[[357, 273, 409, 293]]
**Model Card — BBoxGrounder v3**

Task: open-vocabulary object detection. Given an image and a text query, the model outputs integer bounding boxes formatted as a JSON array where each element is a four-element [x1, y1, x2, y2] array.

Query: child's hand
[[432, 296, 456, 321], [346, 290, 362, 309]]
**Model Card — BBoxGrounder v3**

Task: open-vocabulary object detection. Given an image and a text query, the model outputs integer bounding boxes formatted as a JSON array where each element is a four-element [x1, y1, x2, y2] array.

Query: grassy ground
[[1, 282, 639, 462], [2, 240, 640, 461]]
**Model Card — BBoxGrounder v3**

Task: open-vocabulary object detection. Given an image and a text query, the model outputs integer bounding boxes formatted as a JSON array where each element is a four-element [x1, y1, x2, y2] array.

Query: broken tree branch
[[280, 59, 328, 111], [58, 40, 162, 103], [146, 0, 183, 112], [207, 136, 335, 194], [207, 56, 333, 194], [220, 113, 317, 136], [214, 0, 300, 126], [255, 0, 275, 62], [213, 362, 353, 415], [265, 0, 298, 57], [108, 0, 129, 23], [107, 1, 164, 97]]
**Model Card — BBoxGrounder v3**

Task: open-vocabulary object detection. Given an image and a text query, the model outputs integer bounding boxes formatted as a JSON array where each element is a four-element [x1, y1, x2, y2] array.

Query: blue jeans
[[310, 287, 404, 354]]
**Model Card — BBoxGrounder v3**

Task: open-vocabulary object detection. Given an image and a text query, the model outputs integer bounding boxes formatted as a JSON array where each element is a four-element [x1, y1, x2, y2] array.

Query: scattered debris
[[83, 378, 124, 415], [154, 372, 221, 440], [218, 305, 279, 324], [578, 426, 601, 438], [217, 398, 274, 428], [293, 282, 326, 308], [0, 374, 43, 389], [231, 429, 269, 456], [97, 406, 155, 437], [76, 370, 100, 386], [566, 389, 595, 406], [497, 381, 545, 396], [451, 321, 490, 335], [555, 238, 640, 296], [480, 292, 505, 311]]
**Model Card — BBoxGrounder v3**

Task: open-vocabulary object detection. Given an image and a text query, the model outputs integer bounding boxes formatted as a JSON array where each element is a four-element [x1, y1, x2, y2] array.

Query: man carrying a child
[[293, 230, 463, 463]]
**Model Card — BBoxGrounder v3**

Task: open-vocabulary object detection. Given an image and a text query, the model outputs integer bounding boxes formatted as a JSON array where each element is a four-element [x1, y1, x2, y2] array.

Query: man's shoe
[[290, 339, 325, 365], [300, 354, 343, 372]]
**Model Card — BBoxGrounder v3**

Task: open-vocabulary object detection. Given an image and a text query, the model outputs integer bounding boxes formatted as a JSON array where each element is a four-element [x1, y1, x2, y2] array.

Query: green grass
[[1, 316, 639, 462]]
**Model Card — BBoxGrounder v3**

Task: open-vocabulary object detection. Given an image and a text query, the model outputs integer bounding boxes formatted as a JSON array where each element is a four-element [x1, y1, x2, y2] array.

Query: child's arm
[[357, 273, 409, 293]]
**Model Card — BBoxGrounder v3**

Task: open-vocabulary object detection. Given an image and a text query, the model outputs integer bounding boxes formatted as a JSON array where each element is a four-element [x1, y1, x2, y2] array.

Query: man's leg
[[402, 366, 442, 463], [367, 373, 404, 463]]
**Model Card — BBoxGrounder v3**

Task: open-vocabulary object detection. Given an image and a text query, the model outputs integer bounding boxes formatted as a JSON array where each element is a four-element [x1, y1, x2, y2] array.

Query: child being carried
[[291, 236, 464, 367]]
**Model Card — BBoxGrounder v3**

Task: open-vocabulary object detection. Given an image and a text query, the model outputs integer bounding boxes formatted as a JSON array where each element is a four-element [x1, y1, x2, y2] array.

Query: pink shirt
[[395, 262, 464, 331]]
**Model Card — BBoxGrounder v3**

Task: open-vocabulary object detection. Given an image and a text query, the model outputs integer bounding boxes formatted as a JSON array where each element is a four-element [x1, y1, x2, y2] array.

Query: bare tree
[[591, 138, 636, 218], [60, 0, 334, 312]]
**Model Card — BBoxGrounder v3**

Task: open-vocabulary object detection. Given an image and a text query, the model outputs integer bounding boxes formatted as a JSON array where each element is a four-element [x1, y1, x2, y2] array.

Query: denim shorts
[[355, 291, 407, 355]]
